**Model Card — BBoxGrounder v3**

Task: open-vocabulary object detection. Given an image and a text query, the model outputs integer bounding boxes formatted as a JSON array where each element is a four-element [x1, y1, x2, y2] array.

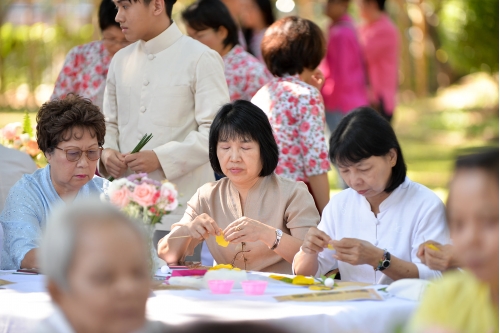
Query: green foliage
[[22, 110, 33, 136], [436, 0, 499, 74]]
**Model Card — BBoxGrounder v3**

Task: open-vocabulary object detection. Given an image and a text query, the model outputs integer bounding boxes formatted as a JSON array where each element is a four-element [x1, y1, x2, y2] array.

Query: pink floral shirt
[[223, 45, 273, 101], [252, 76, 331, 182], [51, 40, 111, 110]]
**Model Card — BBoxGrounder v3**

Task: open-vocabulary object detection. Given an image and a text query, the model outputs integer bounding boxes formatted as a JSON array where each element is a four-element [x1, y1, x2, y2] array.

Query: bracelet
[[269, 229, 283, 250]]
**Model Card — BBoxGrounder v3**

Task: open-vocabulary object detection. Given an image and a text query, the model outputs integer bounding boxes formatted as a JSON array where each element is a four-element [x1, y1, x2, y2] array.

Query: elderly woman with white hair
[[38, 200, 167, 333]]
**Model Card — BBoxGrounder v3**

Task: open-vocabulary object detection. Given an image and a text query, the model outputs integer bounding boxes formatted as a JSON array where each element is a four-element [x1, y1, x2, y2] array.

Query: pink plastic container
[[207, 280, 234, 294], [241, 280, 268, 295]]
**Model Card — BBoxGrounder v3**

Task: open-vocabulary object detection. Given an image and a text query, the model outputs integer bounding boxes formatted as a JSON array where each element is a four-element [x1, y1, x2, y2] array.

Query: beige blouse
[[170, 174, 320, 274]]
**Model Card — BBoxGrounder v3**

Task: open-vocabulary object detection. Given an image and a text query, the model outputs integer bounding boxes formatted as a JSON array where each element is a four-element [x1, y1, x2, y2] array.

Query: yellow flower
[[292, 275, 316, 285], [215, 234, 229, 247], [426, 244, 440, 251]]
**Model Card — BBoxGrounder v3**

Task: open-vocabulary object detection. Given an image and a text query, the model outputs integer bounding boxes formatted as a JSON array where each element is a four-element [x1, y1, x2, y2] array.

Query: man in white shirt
[[100, 0, 230, 231], [0, 144, 37, 212]]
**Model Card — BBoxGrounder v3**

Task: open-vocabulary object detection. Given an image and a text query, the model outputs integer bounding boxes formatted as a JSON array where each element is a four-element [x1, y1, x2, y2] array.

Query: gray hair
[[39, 198, 147, 290]]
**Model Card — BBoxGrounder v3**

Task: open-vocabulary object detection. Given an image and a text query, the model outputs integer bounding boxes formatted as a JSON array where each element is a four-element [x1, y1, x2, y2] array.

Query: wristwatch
[[269, 229, 283, 250], [375, 249, 391, 271]]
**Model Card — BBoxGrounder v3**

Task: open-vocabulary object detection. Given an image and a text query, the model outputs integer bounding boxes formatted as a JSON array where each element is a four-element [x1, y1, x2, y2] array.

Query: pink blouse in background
[[320, 14, 369, 114], [223, 45, 273, 101], [359, 14, 399, 114], [51, 40, 111, 110], [252, 76, 331, 183]]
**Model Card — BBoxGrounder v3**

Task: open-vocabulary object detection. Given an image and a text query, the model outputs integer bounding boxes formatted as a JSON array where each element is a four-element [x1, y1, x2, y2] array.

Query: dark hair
[[182, 0, 239, 48], [133, 0, 177, 18], [98, 0, 120, 31], [36, 94, 106, 154], [209, 100, 279, 177], [455, 148, 499, 180], [261, 16, 326, 77], [365, 0, 386, 11], [329, 107, 407, 192], [243, 0, 275, 56]]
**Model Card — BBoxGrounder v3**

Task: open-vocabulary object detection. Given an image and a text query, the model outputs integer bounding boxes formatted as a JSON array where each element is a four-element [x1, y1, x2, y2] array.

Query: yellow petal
[[426, 244, 440, 251], [327, 244, 335, 250], [309, 285, 332, 291], [216, 234, 229, 247], [292, 275, 316, 285], [209, 264, 234, 270]]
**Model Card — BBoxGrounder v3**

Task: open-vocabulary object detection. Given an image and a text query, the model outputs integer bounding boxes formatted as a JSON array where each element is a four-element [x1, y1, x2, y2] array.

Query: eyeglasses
[[102, 37, 131, 47], [231, 242, 250, 270], [54, 147, 103, 162]]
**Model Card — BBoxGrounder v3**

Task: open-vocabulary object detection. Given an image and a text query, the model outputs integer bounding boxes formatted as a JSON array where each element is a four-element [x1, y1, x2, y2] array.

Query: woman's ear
[[217, 26, 229, 41], [388, 148, 398, 167], [45, 151, 53, 164]]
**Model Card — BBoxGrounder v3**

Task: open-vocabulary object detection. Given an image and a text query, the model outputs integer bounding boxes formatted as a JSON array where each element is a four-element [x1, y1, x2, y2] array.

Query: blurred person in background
[[252, 16, 331, 214], [220, 0, 247, 48], [357, 0, 399, 122], [408, 149, 499, 333], [240, 0, 275, 62], [0, 144, 37, 212], [37, 200, 167, 333], [320, 0, 369, 134], [182, 0, 272, 102], [1, 95, 108, 270], [50, 0, 130, 111]]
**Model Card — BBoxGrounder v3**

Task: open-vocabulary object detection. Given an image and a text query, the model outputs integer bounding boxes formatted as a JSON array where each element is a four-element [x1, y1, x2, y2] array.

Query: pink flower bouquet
[[108, 173, 179, 226]]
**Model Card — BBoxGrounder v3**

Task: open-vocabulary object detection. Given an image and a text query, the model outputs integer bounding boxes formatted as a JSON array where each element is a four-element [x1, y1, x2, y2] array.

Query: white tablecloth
[[0, 270, 418, 333]]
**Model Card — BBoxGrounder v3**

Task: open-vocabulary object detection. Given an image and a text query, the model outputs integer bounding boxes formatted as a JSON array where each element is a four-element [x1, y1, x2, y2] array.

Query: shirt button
[[374, 240, 379, 246], [140, 106, 146, 113], [143, 80, 149, 86], [148, 54, 154, 60]]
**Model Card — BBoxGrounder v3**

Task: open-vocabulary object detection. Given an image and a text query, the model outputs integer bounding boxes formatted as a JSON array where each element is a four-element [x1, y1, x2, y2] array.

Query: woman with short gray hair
[[38, 199, 166, 333]]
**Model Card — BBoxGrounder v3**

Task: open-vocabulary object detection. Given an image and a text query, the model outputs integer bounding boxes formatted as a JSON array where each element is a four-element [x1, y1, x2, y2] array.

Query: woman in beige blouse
[[158, 100, 320, 273]]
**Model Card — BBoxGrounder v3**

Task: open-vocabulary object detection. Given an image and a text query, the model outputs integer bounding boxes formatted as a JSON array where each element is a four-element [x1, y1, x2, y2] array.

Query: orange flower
[[25, 140, 40, 157]]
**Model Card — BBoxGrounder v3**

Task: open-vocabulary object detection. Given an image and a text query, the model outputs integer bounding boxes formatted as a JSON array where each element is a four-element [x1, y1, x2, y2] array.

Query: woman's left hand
[[223, 217, 274, 244], [331, 238, 384, 268]]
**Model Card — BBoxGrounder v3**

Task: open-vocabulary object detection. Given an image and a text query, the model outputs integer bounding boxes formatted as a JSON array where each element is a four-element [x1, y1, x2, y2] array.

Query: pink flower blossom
[[132, 183, 157, 207], [2, 123, 21, 141], [110, 186, 132, 208]]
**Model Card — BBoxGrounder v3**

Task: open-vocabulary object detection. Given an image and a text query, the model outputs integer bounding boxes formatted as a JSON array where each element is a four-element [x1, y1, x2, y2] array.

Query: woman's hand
[[417, 241, 457, 271], [185, 213, 220, 240], [223, 217, 274, 245], [331, 238, 384, 268], [301, 227, 332, 255]]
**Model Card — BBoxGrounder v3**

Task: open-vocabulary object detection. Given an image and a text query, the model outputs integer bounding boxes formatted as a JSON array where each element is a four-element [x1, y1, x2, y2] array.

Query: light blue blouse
[[0, 165, 108, 269]]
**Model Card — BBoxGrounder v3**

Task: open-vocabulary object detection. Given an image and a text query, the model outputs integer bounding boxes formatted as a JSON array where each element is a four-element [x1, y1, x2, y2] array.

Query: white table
[[0, 270, 418, 333]]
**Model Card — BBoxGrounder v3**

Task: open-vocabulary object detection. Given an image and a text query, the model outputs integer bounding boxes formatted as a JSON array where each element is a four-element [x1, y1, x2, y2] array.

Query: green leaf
[[22, 110, 33, 136]]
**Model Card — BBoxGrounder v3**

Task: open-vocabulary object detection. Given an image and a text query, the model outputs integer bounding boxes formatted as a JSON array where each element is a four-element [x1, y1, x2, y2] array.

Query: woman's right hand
[[185, 213, 220, 240], [301, 227, 333, 255]]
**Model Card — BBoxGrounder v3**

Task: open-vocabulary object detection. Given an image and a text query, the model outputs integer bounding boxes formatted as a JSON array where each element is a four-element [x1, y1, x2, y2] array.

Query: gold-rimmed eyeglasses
[[54, 147, 103, 162], [231, 242, 250, 270]]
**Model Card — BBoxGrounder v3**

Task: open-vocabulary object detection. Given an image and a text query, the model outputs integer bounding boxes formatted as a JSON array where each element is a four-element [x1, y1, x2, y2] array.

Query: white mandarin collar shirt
[[293, 177, 450, 284], [101, 22, 230, 230]]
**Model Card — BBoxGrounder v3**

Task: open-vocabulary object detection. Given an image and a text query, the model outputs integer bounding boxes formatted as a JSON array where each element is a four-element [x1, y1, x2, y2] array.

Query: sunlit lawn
[[0, 74, 497, 203]]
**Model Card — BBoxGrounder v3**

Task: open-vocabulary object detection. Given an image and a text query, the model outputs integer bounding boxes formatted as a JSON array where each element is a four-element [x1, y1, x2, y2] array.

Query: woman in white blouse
[[293, 107, 450, 284]]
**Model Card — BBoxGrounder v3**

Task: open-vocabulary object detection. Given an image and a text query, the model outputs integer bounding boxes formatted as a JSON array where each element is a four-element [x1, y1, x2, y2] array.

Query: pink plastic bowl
[[241, 280, 268, 295], [207, 280, 234, 294]]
